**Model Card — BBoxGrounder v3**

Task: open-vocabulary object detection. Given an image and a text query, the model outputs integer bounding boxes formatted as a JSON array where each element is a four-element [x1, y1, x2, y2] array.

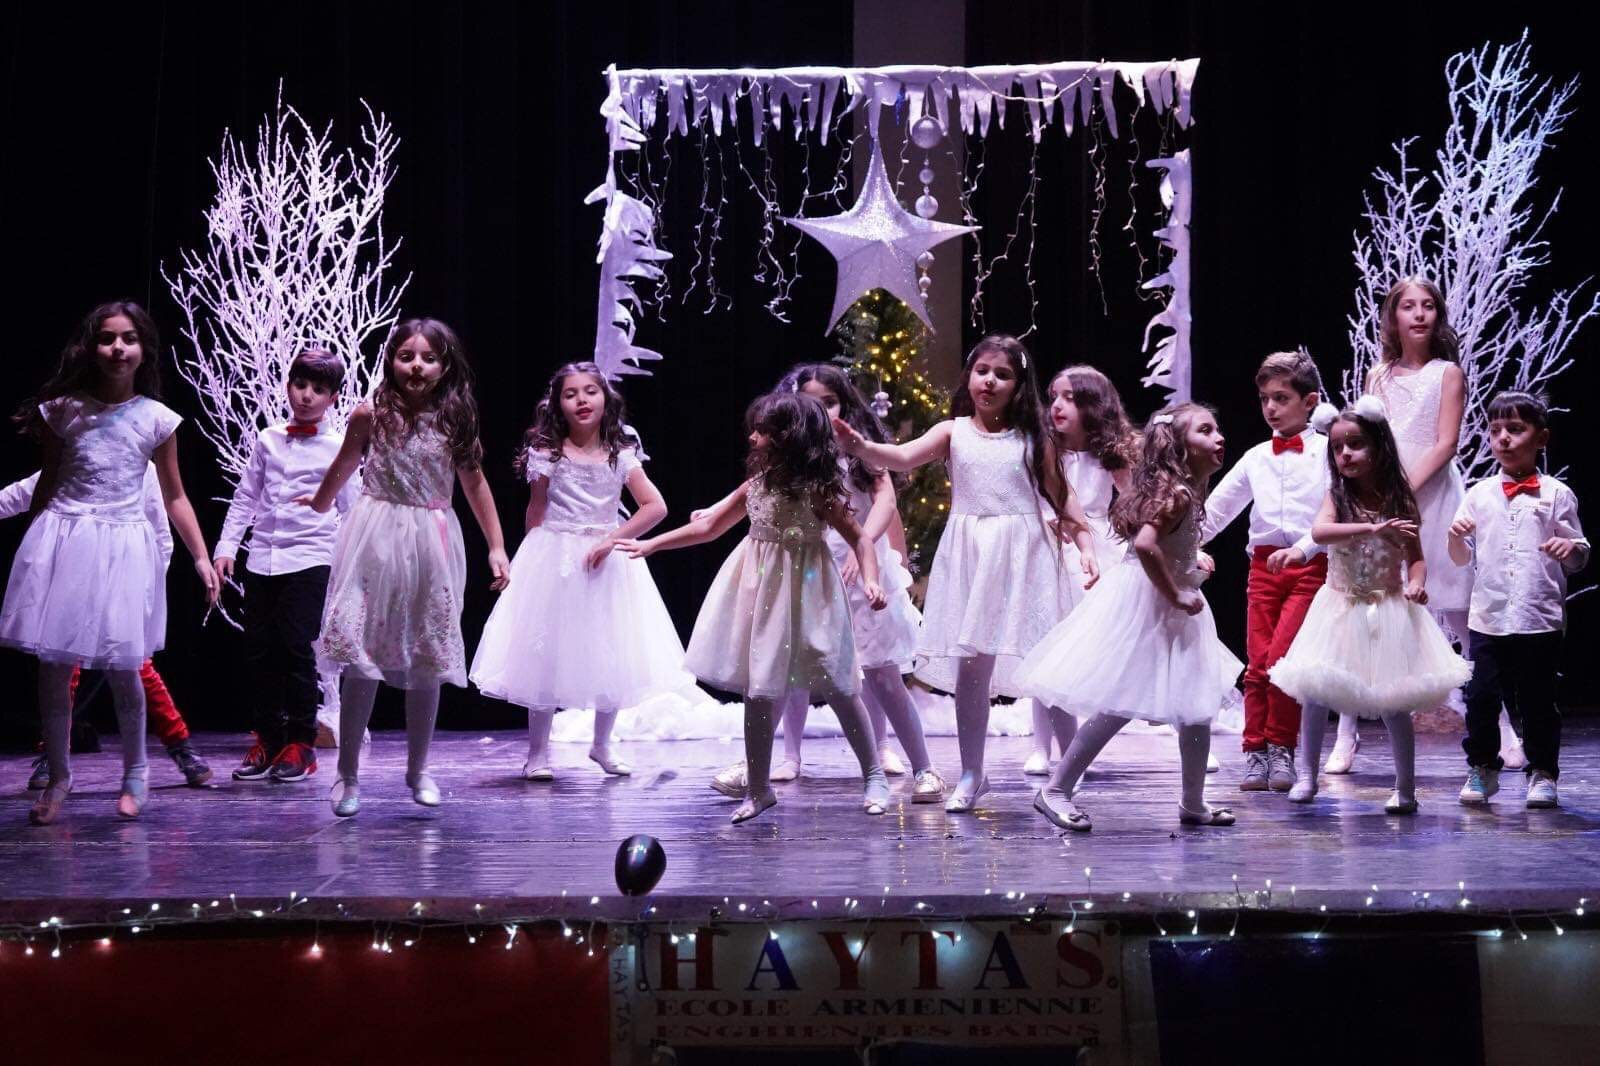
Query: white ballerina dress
[[1016, 504, 1244, 725], [1059, 449, 1118, 609], [470, 447, 693, 711], [684, 477, 859, 699], [315, 416, 468, 689], [826, 461, 921, 671], [1268, 525, 1472, 717], [914, 417, 1073, 697], [0, 394, 180, 670]]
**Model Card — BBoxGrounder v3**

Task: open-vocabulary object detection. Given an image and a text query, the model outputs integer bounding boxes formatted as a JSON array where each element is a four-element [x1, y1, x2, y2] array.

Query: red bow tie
[[1502, 475, 1539, 500], [1272, 434, 1303, 455], [285, 423, 319, 437]]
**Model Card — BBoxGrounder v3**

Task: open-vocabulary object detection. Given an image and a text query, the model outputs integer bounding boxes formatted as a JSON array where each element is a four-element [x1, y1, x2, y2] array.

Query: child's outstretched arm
[[300, 404, 371, 512], [1132, 498, 1203, 616], [153, 435, 219, 606], [0, 472, 42, 521], [458, 464, 511, 591], [1198, 454, 1251, 545], [833, 418, 953, 472], [618, 481, 749, 558], [587, 468, 669, 570], [821, 497, 886, 610]]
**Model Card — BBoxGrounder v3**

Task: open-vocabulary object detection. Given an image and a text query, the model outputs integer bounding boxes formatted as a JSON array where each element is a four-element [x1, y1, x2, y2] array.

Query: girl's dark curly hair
[[15, 301, 164, 436], [514, 361, 638, 477], [788, 362, 897, 496], [1326, 404, 1421, 525], [745, 391, 846, 510], [1050, 364, 1137, 472], [372, 318, 483, 469], [951, 334, 1065, 532], [1110, 402, 1217, 540]]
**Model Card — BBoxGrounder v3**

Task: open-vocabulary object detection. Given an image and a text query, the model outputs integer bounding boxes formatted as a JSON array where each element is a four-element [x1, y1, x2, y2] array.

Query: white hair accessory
[[1309, 401, 1340, 435], [1151, 413, 1175, 426], [1351, 395, 1388, 423]]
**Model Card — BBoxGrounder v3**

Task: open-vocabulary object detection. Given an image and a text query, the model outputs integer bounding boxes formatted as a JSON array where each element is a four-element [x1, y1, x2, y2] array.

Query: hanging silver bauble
[[909, 115, 945, 151], [917, 275, 933, 297], [871, 391, 892, 418], [914, 193, 939, 219], [915, 250, 935, 270], [918, 166, 936, 186]]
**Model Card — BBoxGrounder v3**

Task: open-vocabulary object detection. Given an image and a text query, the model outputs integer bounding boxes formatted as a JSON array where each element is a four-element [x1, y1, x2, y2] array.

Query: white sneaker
[[879, 748, 908, 777], [710, 761, 747, 797], [1324, 732, 1360, 775], [1458, 765, 1499, 805], [1526, 771, 1559, 809], [1022, 750, 1051, 776], [912, 769, 946, 803]]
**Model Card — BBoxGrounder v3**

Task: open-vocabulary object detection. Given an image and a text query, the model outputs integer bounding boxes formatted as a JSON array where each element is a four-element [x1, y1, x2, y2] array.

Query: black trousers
[[242, 566, 330, 749], [1461, 629, 1563, 778]]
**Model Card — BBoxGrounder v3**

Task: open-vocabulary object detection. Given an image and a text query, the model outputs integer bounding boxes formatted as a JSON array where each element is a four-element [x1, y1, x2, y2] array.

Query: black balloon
[[615, 834, 667, 896]]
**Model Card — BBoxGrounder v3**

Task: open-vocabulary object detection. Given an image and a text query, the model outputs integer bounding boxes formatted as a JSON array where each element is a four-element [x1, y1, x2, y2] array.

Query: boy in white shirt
[[215, 350, 359, 783], [1201, 351, 1331, 793], [1449, 390, 1588, 808]]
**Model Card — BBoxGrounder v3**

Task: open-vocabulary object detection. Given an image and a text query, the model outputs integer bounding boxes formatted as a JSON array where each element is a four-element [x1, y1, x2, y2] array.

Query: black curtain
[[3, 1, 1595, 740]]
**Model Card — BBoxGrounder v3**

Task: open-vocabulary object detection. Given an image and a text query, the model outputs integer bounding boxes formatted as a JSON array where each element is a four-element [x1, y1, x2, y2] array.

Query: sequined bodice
[[1121, 503, 1205, 588], [43, 395, 179, 522], [949, 417, 1039, 517], [1370, 361, 1446, 450], [1328, 531, 1406, 599], [747, 478, 826, 545], [363, 418, 456, 509]]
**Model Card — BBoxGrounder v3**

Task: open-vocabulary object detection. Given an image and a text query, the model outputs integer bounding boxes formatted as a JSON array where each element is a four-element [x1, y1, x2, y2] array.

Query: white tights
[[524, 708, 620, 766], [38, 662, 146, 787], [336, 675, 440, 788], [1046, 713, 1211, 810], [778, 666, 933, 774], [1301, 703, 1415, 799], [745, 687, 881, 800]]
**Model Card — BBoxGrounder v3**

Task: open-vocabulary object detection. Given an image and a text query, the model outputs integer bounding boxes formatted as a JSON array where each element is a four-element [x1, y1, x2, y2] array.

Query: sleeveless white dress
[[470, 447, 692, 711], [1016, 505, 1244, 725], [0, 394, 180, 669], [825, 461, 920, 671], [684, 478, 860, 698], [915, 418, 1072, 698], [1367, 360, 1472, 611], [1059, 449, 1118, 609], [316, 416, 468, 689]]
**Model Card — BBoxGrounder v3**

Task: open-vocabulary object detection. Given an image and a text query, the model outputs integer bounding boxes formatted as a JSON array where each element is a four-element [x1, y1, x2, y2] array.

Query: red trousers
[[1242, 547, 1327, 751], [67, 660, 189, 746]]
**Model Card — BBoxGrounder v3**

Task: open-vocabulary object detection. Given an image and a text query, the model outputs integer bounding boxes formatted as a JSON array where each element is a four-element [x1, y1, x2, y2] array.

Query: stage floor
[[3, 724, 1598, 922]]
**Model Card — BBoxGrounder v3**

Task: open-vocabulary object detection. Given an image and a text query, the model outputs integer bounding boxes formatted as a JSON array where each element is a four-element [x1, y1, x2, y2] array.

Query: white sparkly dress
[[684, 478, 859, 698], [1059, 449, 1118, 609], [316, 416, 468, 689], [1368, 360, 1472, 611], [825, 461, 920, 671], [0, 395, 180, 670], [1269, 526, 1472, 717], [470, 447, 692, 711], [915, 417, 1072, 697], [1017, 505, 1244, 724]]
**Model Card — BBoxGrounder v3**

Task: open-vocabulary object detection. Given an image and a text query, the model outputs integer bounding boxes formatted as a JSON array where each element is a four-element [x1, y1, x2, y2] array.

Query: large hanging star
[[785, 139, 977, 334]]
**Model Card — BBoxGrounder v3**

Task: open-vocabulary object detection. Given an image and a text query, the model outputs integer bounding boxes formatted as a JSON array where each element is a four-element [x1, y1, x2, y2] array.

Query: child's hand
[[194, 558, 220, 606], [585, 538, 616, 572], [831, 416, 865, 455], [690, 507, 711, 522], [616, 537, 653, 559], [1404, 577, 1429, 604], [838, 551, 860, 587], [1079, 551, 1100, 589], [293, 493, 330, 513], [862, 579, 887, 610], [1265, 547, 1304, 574], [487, 548, 511, 591], [1449, 516, 1475, 540], [1195, 549, 1216, 575], [213, 556, 234, 582], [1373, 518, 1419, 545], [1173, 589, 1204, 616], [1541, 536, 1578, 562]]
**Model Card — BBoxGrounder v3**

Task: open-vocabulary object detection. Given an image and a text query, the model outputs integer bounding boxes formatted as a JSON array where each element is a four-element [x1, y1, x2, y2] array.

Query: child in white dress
[[1, 301, 219, 824], [620, 391, 890, 824], [471, 362, 691, 779]]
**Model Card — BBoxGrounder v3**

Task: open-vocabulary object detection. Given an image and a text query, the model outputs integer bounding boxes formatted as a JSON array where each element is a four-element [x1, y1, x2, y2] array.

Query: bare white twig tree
[[1344, 33, 1597, 479], [164, 88, 409, 487]]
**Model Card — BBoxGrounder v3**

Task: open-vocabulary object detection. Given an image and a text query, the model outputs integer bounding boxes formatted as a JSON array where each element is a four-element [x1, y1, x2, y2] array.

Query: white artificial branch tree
[[165, 89, 409, 487], [1344, 32, 1597, 479]]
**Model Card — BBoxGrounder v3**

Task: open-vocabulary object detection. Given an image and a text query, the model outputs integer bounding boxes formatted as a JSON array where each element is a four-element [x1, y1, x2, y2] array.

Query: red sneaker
[[268, 742, 318, 783], [233, 738, 275, 781]]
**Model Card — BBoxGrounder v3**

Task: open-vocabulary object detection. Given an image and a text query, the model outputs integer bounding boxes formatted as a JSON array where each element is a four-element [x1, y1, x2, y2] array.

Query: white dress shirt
[[1201, 431, 1329, 559], [215, 423, 358, 575], [1453, 473, 1589, 636], [1, 465, 172, 564]]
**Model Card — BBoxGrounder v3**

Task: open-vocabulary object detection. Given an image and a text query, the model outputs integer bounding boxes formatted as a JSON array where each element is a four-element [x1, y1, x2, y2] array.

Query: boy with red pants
[[1, 467, 212, 788], [1201, 351, 1333, 793]]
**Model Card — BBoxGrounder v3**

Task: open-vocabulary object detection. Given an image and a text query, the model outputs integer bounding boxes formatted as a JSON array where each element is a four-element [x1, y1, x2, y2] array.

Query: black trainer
[[233, 738, 275, 781], [27, 754, 50, 791], [167, 741, 214, 787]]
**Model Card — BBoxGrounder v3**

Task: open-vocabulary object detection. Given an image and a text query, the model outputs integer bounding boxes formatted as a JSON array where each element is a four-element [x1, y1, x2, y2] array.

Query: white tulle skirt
[[1015, 560, 1244, 726], [316, 495, 468, 689], [470, 526, 693, 710], [0, 510, 165, 670], [915, 512, 1072, 698], [684, 534, 859, 699], [1269, 585, 1472, 717], [826, 535, 920, 671]]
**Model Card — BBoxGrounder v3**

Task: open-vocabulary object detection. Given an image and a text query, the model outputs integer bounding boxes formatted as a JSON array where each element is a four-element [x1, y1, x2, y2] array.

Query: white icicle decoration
[[1343, 33, 1597, 479], [1141, 149, 1192, 401], [164, 89, 409, 487]]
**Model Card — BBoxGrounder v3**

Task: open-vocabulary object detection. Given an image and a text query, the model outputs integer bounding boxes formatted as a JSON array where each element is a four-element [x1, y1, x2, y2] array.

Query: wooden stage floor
[[3, 724, 1598, 923]]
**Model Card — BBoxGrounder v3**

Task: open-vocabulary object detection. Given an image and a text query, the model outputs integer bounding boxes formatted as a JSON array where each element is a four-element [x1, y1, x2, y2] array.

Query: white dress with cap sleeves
[[825, 461, 921, 671], [0, 394, 180, 670], [470, 447, 693, 711]]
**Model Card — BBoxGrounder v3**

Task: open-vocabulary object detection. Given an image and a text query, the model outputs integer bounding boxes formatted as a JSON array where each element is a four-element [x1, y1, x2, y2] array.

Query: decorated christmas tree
[[832, 289, 953, 587]]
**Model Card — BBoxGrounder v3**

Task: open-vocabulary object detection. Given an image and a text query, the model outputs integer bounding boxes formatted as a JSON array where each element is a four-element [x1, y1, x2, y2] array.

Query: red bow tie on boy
[[1271, 434, 1303, 455], [1502, 475, 1539, 500], [285, 424, 319, 437]]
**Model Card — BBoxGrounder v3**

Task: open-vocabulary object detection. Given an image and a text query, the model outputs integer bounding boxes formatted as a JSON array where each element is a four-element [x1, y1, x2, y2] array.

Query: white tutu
[[470, 525, 693, 710], [828, 536, 920, 671], [1016, 557, 1244, 726], [1269, 586, 1472, 717]]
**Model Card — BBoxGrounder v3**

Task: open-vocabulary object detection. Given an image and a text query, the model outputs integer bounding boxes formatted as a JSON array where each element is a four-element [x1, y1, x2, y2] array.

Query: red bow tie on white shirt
[[1271, 434, 1303, 455], [1502, 475, 1539, 500], [285, 423, 319, 437]]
